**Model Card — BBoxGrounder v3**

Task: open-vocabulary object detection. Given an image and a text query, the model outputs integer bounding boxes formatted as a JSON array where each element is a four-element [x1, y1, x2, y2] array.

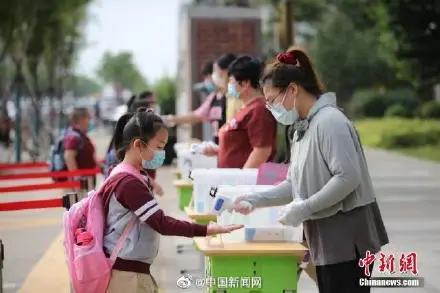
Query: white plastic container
[[215, 185, 303, 243], [176, 150, 218, 181], [243, 225, 303, 243], [173, 142, 191, 154], [190, 169, 258, 213], [215, 185, 277, 242]]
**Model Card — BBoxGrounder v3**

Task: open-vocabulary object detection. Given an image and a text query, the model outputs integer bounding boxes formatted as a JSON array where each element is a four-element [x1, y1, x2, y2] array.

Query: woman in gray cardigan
[[233, 48, 389, 293]]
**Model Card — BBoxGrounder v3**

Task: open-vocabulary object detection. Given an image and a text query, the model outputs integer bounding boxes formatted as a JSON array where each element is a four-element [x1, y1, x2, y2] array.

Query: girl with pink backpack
[[64, 108, 243, 293]]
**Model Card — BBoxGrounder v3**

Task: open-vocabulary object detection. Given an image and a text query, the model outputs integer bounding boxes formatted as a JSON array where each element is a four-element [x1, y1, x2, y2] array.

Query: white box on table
[[176, 149, 217, 181], [215, 185, 303, 243], [190, 169, 258, 213], [173, 142, 190, 153]]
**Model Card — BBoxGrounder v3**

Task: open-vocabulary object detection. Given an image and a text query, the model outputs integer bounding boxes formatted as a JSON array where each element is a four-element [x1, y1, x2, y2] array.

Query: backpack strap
[[96, 162, 143, 193], [110, 218, 136, 262], [66, 128, 85, 150], [110, 163, 145, 182]]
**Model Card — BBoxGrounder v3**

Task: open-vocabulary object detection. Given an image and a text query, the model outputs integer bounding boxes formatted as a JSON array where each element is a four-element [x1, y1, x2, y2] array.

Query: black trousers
[[316, 259, 374, 293]]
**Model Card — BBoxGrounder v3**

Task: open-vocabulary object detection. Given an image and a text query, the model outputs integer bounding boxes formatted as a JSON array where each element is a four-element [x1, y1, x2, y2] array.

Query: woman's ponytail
[[262, 46, 325, 97], [114, 113, 134, 161], [287, 47, 325, 95]]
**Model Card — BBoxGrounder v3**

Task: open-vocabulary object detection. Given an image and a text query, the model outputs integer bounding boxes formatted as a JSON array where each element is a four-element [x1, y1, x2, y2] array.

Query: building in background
[[176, 4, 262, 142]]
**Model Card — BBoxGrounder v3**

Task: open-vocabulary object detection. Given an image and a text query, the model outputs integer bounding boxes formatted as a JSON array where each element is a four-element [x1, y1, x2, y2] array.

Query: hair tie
[[276, 52, 298, 66]]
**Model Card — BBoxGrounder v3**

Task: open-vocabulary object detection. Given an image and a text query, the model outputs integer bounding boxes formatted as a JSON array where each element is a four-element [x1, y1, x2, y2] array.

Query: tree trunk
[[28, 58, 43, 155], [57, 76, 66, 130], [12, 63, 25, 162]]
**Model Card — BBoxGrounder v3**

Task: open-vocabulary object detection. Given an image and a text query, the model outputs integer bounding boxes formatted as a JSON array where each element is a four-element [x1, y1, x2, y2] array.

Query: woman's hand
[[232, 196, 255, 215], [278, 199, 311, 227], [202, 145, 219, 157], [206, 223, 244, 236]]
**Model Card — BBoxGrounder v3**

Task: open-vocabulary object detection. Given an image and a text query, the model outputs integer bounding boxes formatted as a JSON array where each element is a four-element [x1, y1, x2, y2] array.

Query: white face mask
[[267, 91, 299, 125], [212, 72, 225, 88]]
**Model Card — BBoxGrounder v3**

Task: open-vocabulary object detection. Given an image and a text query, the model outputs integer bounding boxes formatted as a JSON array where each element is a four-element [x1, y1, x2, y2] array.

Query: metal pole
[[13, 74, 24, 162], [62, 192, 79, 210], [0, 239, 4, 293]]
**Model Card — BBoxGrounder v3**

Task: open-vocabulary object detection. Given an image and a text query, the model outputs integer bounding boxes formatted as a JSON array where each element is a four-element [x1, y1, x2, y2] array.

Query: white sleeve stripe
[[139, 205, 160, 221], [134, 199, 158, 216]]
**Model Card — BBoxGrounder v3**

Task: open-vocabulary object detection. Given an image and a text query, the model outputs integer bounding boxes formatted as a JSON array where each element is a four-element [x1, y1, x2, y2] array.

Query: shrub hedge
[[350, 88, 420, 118], [355, 118, 440, 149]]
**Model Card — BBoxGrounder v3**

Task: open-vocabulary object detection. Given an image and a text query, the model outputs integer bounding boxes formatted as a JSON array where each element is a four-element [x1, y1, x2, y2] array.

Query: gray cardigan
[[246, 93, 389, 265]]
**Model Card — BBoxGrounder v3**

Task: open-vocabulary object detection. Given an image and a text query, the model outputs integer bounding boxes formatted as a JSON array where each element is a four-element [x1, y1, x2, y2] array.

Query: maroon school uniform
[[102, 173, 207, 236], [217, 98, 277, 168], [145, 169, 156, 180], [64, 127, 97, 169], [100, 171, 207, 274]]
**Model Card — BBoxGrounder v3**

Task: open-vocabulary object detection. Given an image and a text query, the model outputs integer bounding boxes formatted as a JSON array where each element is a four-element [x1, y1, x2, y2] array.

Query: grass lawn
[[396, 146, 440, 162], [355, 118, 440, 163]]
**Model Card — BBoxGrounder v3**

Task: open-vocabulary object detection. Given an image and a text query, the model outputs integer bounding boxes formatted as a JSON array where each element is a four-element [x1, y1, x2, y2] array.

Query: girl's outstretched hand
[[206, 223, 244, 236]]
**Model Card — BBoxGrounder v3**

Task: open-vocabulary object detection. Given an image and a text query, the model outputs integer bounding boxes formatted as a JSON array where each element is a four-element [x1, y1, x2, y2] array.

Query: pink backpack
[[63, 163, 144, 293]]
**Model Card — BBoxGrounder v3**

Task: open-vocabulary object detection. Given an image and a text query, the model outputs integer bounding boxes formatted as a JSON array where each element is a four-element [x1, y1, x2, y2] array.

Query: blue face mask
[[227, 83, 240, 99], [204, 81, 216, 93], [142, 149, 166, 169], [87, 120, 96, 132]]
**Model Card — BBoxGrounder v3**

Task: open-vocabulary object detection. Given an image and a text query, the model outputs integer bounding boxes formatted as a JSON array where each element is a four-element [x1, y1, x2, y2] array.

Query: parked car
[[100, 97, 120, 127]]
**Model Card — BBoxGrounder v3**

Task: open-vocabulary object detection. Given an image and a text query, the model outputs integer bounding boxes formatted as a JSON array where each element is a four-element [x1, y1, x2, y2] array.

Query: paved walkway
[[0, 130, 110, 293], [2, 146, 440, 293]]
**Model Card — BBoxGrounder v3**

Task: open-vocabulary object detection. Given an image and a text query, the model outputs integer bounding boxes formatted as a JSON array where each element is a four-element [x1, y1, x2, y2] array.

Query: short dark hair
[[114, 108, 166, 161], [202, 61, 214, 76], [70, 107, 89, 124], [261, 47, 324, 97], [138, 91, 153, 100], [228, 55, 263, 88], [129, 91, 155, 112], [216, 53, 237, 70]]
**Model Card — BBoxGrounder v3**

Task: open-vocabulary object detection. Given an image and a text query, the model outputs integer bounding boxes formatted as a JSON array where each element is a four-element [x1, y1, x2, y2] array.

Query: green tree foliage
[[64, 75, 101, 97], [259, 0, 327, 23], [42, 0, 91, 97], [97, 51, 149, 93], [0, 0, 93, 160], [0, 0, 91, 99], [310, 9, 397, 106], [153, 76, 176, 115], [384, 0, 440, 87]]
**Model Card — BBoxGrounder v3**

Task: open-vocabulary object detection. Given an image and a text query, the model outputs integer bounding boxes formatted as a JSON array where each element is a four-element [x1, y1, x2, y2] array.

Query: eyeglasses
[[265, 90, 287, 109]]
